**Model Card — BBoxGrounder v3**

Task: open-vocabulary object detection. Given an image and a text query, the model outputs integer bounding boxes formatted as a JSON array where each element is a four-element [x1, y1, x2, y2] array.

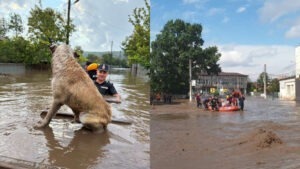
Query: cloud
[[182, 0, 208, 9], [236, 6, 246, 13], [182, 11, 197, 21], [70, 0, 146, 51], [285, 19, 300, 39], [258, 0, 300, 23], [0, 0, 35, 37], [10, 2, 24, 10], [207, 7, 225, 16], [257, 0, 300, 41], [222, 16, 229, 23], [112, 0, 129, 4], [182, 0, 201, 4], [0, 0, 146, 52], [218, 44, 295, 80]]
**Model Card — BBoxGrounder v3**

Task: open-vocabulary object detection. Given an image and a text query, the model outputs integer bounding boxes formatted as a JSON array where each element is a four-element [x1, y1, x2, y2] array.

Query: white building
[[195, 72, 248, 95], [279, 76, 295, 100], [296, 46, 300, 78], [279, 46, 300, 100]]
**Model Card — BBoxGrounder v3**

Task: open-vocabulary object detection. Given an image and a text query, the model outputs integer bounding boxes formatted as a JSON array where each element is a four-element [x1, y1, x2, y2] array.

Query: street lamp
[[66, 0, 80, 45], [189, 42, 196, 102], [189, 58, 192, 102]]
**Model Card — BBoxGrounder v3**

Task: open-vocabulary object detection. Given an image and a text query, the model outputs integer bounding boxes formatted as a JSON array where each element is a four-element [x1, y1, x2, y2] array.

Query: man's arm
[[106, 82, 121, 103], [113, 93, 121, 103], [104, 94, 121, 104]]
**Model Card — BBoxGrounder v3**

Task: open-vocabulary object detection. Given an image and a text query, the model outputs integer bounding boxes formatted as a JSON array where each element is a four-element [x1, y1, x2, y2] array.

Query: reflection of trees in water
[[122, 70, 149, 99], [119, 70, 150, 143], [125, 69, 146, 83], [42, 127, 110, 169], [0, 69, 53, 127], [108, 69, 150, 143]]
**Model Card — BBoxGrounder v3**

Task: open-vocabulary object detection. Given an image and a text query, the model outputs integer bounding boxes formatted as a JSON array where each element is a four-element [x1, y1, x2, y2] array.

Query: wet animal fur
[[35, 44, 111, 130]]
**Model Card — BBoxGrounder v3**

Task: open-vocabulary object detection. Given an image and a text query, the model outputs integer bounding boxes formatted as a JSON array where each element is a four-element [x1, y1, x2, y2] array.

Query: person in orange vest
[[86, 62, 99, 81]]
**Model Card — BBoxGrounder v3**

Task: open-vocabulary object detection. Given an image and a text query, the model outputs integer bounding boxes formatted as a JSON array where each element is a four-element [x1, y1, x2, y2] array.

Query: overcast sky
[[2, 0, 300, 81], [151, 0, 300, 81], [0, 0, 145, 52]]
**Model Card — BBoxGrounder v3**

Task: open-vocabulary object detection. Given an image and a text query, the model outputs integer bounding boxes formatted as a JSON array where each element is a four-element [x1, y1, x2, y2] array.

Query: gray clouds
[[218, 44, 295, 80], [0, 0, 146, 51], [258, 0, 300, 39], [70, 0, 146, 51]]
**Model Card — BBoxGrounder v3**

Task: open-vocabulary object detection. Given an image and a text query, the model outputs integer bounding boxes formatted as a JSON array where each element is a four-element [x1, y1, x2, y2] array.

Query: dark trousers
[[197, 101, 201, 107], [239, 102, 244, 110]]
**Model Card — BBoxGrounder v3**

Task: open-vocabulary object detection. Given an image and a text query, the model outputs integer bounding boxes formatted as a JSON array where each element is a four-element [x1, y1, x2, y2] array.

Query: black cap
[[98, 64, 109, 71]]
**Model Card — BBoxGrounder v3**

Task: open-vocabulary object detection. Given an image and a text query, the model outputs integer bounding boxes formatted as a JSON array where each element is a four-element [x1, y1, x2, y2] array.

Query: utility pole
[[189, 42, 195, 102], [111, 41, 113, 57], [189, 59, 192, 102], [66, 0, 71, 45], [263, 64, 267, 99], [66, 0, 80, 45]]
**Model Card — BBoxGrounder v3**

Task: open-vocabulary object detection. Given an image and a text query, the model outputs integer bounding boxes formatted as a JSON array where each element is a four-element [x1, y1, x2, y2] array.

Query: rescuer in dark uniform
[[94, 64, 121, 103]]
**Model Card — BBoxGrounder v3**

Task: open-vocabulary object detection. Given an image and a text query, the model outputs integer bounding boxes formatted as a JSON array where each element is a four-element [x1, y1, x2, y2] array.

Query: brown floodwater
[[151, 97, 300, 169], [0, 67, 149, 169]]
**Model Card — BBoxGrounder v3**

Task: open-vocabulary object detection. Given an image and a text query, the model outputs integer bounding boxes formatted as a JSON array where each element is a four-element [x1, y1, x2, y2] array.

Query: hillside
[[83, 51, 126, 59]]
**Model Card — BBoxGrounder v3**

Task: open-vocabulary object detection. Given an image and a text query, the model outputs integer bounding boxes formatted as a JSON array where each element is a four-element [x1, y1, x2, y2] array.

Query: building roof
[[278, 76, 296, 81], [197, 72, 248, 77]]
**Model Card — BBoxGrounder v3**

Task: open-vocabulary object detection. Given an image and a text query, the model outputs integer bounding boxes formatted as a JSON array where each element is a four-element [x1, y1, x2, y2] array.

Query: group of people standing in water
[[195, 90, 245, 111]]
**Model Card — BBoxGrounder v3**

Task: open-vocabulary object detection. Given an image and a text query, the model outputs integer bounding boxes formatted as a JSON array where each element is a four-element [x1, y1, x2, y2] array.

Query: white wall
[[296, 46, 300, 78], [279, 78, 295, 100]]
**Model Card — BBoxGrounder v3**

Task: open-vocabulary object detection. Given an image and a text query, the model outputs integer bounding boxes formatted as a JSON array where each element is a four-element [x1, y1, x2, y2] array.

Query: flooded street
[[151, 97, 300, 169], [0, 68, 149, 169], [4, 65, 300, 169]]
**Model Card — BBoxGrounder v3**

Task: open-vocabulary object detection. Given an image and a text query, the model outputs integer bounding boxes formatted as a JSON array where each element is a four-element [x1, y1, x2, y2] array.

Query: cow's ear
[[49, 44, 57, 53]]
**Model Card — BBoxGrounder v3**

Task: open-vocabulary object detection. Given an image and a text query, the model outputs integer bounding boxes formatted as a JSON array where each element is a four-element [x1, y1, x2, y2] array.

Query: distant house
[[279, 76, 296, 100], [279, 46, 300, 101], [194, 72, 248, 95]]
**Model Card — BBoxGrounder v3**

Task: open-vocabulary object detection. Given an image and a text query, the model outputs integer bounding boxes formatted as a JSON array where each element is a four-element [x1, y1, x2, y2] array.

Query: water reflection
[[43, 127, 110, 169]]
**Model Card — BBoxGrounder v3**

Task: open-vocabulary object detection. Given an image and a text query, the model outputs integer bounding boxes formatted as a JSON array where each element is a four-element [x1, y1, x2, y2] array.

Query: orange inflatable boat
[[218, 105, 240, 112]]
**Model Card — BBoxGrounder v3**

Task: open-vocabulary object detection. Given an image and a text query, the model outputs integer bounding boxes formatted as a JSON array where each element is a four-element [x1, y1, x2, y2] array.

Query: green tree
[[0, 37, 33, 64], [118, 59, 128, 68], [27, 5, 75, 45], [26, 5, 75, 65], [74, 45, 87, 63], [0, 39, 13, 62], [102, 53, 113, 64], [23, 42, 50, 65], [0, 17, 8, 39], [246, 79, 255, 94], [8, 13, 23, 37], [101, 53, 128, 67], [256, 72, 270, 93], [268, 78, 279, 93], [10, 37, 30, 63], [122, 0, 150, 69], [87, 54, 101, 63], [193, 46, 222, 77], [150, 19, 222, 94]]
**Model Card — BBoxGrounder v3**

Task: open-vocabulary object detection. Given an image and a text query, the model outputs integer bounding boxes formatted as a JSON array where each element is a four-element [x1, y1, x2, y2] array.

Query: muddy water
[[213, 97, 300, 124], [151, 97, 300, 169], [0, 68, 149, 169]]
